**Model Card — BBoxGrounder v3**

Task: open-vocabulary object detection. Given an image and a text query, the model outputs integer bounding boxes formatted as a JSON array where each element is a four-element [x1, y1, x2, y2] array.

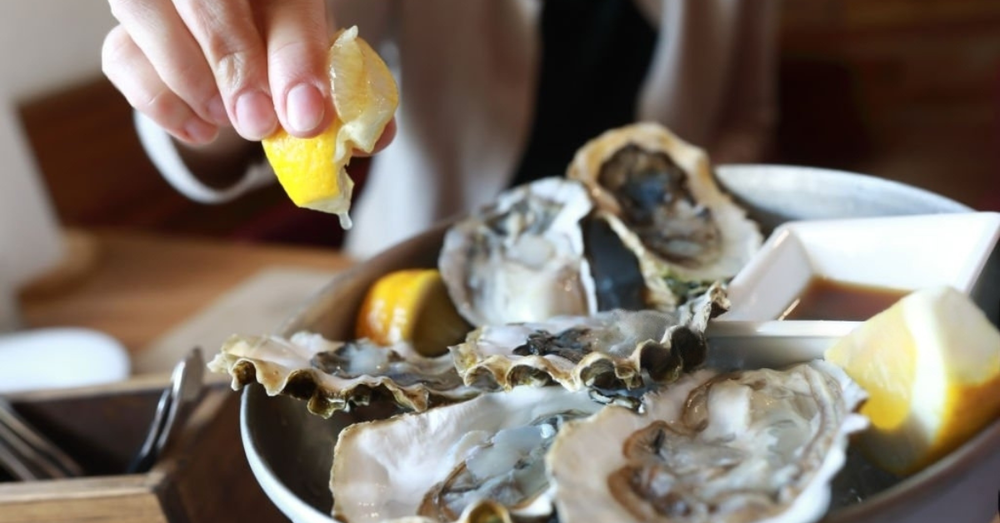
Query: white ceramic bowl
[[239, 166, 1000, 523], [704, 320, 859, 371]]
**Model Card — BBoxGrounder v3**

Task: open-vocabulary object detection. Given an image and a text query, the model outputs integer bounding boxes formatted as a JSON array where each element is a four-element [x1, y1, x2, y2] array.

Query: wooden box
[[0, 378, 286, 523]]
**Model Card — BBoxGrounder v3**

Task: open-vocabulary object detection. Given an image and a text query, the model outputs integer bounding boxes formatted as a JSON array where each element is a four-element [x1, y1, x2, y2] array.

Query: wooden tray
[[0, 377, 285, 523]]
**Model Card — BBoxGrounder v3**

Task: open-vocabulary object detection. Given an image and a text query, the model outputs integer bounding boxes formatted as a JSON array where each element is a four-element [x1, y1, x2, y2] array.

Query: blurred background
[[0, 2, 997, 504], [1, 2, 994, 511], [2, 0, 999, 262]]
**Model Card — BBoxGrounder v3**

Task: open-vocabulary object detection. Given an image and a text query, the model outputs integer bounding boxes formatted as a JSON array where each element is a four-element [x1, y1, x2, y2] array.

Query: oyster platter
[[209, 123, 1000, 523]]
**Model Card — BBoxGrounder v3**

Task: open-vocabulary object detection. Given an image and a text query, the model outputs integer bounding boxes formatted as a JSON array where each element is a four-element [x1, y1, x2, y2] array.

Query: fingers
[[105, 0, 376, 148], [107, 0, 226, 128], [373, 118, 397, 154], [261, 0, 332, 137], [172, 0, 277, 140], [354, 118, 397, 157], [102, 25, 219, 144]]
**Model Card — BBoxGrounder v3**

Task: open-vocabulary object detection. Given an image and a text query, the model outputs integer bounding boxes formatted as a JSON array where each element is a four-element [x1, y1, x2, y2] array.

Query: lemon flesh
[[262, 26, 399, 229], [825, 286, 1000, 476]]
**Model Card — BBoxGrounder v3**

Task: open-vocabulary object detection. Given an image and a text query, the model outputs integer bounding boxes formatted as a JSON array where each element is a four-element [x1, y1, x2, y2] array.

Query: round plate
[[239, 165, 998, 523]]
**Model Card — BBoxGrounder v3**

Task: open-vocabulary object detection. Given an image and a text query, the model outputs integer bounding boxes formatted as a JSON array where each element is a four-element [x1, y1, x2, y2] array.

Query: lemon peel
[[262, 26, 399, 229]]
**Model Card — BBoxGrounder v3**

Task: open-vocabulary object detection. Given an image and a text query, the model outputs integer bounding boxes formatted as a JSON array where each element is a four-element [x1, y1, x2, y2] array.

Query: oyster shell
[[331, 386, 603, 523], [438, 177, 598, 327], [568, 122, 762, 310], [452, 283, 727, 396], [546, 360, 868, 523], [208, 332, 478, 417]]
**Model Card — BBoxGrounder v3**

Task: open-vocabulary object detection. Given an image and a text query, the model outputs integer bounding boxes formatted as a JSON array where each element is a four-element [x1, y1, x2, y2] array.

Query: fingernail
[[183, 118, 218, 144], [207, 95, 228, 126], [235, 91, 278, 140], [286, 84, 325, 134]]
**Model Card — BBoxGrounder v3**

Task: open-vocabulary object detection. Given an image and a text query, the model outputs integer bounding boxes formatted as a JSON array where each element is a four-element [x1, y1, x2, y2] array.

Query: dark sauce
[[780, 277, 909, 321]]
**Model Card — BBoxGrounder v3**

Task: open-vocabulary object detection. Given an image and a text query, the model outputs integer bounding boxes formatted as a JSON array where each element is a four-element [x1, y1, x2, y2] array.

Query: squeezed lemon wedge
[[262, 26, 399, 228], [824, 286, 1000, 476], [355, 269, 469, 358]]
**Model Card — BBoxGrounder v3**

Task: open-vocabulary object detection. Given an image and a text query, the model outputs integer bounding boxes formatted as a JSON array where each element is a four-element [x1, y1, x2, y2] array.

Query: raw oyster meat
[[452, 283, 727, 396], [568, 122, 762, 310], [209, 332, 477, 417], [331, 386, 603, 523], [547, 361, 868, 523], [438, 176, 598, 326]]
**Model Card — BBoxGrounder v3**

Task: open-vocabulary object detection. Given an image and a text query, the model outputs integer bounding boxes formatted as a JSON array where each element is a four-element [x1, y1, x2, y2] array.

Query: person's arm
[[175, 127, 260, 189], [709, 0, 779, 165]]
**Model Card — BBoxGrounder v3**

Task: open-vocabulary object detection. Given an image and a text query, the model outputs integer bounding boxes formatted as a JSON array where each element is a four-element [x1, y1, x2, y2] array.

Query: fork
[[0, 434, 39, 480], [0, 398, 83, 480]]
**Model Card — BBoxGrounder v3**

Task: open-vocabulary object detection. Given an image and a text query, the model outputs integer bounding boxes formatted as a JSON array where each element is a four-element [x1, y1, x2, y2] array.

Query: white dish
[[240, 166, 1000, 523], [0, 328, 130, 393], [721, 212, 1000, 322], [704, 320, 859, 371]]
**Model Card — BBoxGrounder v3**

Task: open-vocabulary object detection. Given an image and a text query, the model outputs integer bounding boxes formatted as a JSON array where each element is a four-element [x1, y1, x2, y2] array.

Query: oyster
[[331, 386, 603, 523], [568, 123, 762, 310], [546, 361, 868, 523], [452, 284, 727, 396], [438, 176, 597, 327], [208, 332, 478, 417]]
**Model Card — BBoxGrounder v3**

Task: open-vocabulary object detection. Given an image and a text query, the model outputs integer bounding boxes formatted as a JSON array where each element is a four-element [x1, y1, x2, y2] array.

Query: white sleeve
[[133, 111, 275, 204], [706, 0, 779, 164]]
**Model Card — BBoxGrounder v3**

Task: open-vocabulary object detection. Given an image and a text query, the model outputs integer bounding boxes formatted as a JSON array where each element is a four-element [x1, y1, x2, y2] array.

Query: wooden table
[[19, 229, 354, 356]]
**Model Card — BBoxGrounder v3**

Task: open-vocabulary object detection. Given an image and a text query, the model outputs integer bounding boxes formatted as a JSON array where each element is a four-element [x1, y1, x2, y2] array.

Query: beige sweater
[[137, 0, 777, 259]]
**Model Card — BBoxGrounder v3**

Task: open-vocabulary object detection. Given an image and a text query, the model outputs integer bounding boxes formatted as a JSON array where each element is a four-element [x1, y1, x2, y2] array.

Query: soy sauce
[[780, 277, 908, 321]]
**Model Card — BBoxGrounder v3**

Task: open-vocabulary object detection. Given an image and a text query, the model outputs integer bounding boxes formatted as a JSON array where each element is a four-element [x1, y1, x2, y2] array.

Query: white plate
[[241, 165, 1000, 523]]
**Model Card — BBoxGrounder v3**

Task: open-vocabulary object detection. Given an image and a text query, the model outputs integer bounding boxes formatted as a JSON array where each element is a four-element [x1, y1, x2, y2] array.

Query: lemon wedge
[[355, 269, 469, 358], [262, 25, 399, 228], [824, 286, 1000, 476]]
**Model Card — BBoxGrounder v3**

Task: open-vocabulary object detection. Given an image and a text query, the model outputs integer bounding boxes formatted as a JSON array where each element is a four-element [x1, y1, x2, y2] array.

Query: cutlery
[[0, 435, 37, 481], [127, 348, 205, 474], [0, 397, 84, 480]]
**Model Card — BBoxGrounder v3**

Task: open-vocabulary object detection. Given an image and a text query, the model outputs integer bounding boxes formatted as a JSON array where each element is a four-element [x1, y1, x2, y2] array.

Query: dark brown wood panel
[[16, 79, 296, 238], [18, 78, 362, 247], [776, 0, 1000, 210]]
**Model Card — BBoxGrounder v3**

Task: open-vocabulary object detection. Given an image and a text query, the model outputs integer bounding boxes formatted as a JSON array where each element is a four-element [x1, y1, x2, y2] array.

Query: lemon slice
[[824, 286, 1000, 476], [356, 269, 469, 357], [262, 25, 399, 228]]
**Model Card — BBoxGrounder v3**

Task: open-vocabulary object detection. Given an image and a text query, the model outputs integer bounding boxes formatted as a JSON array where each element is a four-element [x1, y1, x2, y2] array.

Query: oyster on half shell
[[546, 361, 868, 523], [331, 386, 603, 523], [438, 177, 597, 327], [568, 123, 762, 310], [209, 332, 478, 417], [452, 283, 727, 397]]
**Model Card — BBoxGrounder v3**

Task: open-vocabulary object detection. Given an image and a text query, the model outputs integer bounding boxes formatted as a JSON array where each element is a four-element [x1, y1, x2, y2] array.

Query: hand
[[102, 0, 335, 144]]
